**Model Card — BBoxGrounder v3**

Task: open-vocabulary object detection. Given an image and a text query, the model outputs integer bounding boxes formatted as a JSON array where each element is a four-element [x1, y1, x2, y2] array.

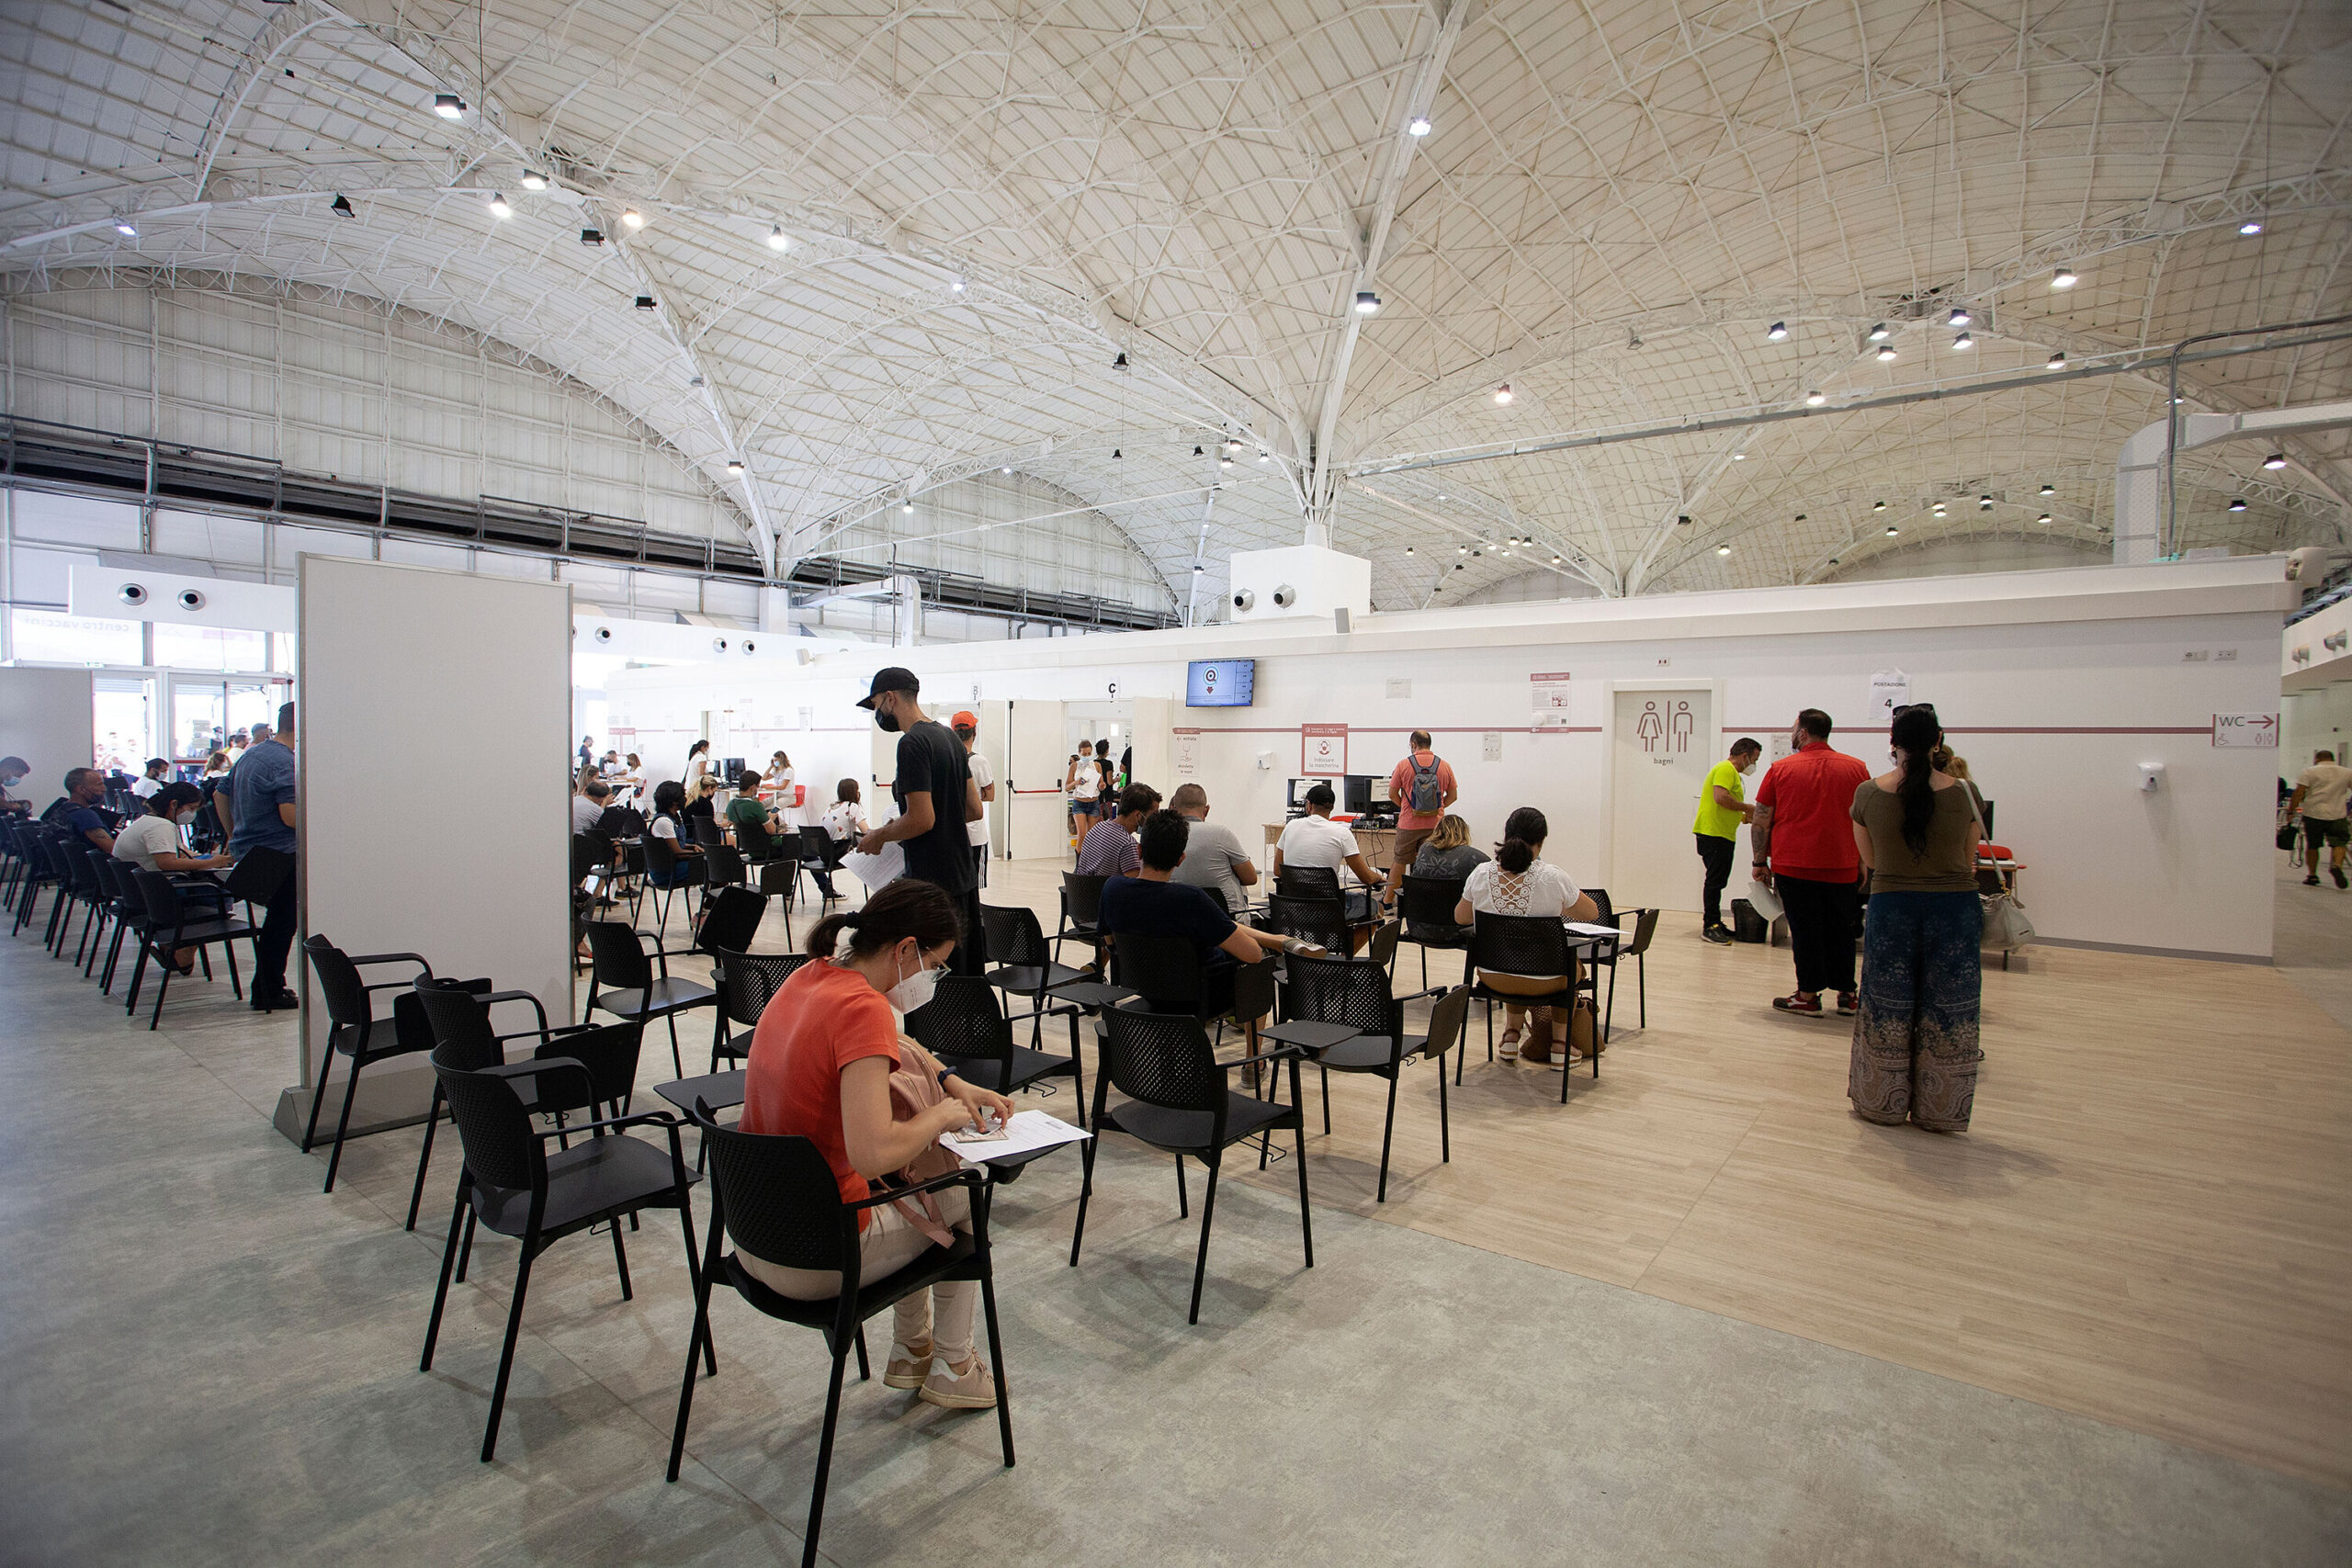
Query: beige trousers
[[738, 1187, 977, 1359]]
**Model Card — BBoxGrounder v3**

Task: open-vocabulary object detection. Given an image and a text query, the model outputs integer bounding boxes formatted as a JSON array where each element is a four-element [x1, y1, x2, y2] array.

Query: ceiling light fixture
[[633, 294, 655, 310], [767, 225, 789, 251], [725, 458, 745, 476], [1767, 321, 1789, 341], [1493, 383, 1513, 404], [1457, 545, 1468, 555], [902, 501, 915, 513], [330, 194, 355, 218], [1717, 545, 1732, 556], [487, 193, 511, 219], [2239, 218, 2264, 236], [1192, 563, 1204, 572], [2040, 483, 2055, 496], [620, 208, 644, 229], [2265, 453, 2287, 469], [2228, 497, 2248, 512], [1931, 502, 1948, 516], [1979, 494, 1994, 509], [1867, 322, 1892, 342], [1876, 344, 1897, 362], [1872, 501, 1886, 512], [581, 228, 605, 245], [434, 93, 467, 119], [1551, 555, 1563, 565], [2052, 265, 2078, 289], [1354, 290, 1381, 314], [1404, 546, 1414, 555], [1001, 466, 1012, 474], [2046, 350, 2066, 369], [1677, 514, 1691, 525], [1112, 352, 1128, 369], [2039, 513, 2052, 525], [1408, 115, 1431, 137], [1805, 389, 1826, 406], [113, 220, 138, 238], [1947, 307, 1972, 327], [520, 171, 548, 191], [949, 277, 965, 292], [1886, 525, 1900, 536], [1219, 455, 1233, 468], [1952, 331, 1974, 350], [1730, 452, 1746, 460], [1193, 446, 1204, 457], [1112, 448, 1122, 458], [1257, 451, 1271, 463]]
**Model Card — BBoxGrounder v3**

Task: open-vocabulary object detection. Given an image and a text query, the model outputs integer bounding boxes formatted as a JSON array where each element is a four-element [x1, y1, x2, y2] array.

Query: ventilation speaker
[[1271, 583, 1296, 608], [176, 588, 207, 611], [1230, 588, 1255, 612], [117, 582, 149, 606], [594, 626, 615, 642]]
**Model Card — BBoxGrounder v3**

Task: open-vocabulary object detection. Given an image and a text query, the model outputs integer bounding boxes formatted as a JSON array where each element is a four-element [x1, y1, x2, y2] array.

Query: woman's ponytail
[[806, 878, 963, 961], [1891, 706, 1941, 855]]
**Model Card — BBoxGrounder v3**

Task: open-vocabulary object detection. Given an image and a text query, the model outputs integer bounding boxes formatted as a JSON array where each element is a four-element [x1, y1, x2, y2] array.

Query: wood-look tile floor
[[953, 853, 2352, 1489]]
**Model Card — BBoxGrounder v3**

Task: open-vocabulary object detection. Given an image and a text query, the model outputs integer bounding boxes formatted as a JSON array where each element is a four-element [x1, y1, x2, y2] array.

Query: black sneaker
[[2306, 875, 2323, 886], [1702, 924, 1733, 945], [250, 987, 300, 1012], [2334, 867, 2346, 890]]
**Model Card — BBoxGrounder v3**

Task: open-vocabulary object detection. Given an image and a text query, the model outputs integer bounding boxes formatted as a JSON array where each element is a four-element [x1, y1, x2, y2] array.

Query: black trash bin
[[1730, 898, 1769, 943]]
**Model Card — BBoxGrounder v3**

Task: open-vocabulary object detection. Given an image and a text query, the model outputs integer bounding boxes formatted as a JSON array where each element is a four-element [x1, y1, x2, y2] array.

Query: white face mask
[[885, 944, 942, 1018], [1736, 758, 1756, 776]]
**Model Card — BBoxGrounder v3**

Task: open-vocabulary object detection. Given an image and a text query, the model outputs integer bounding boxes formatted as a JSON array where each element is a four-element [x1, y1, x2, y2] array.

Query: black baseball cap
[[856, 666, 921, 709]]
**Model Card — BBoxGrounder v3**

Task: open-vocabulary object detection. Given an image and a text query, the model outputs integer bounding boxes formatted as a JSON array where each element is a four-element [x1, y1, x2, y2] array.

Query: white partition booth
[[609, 557, 2292, 963]]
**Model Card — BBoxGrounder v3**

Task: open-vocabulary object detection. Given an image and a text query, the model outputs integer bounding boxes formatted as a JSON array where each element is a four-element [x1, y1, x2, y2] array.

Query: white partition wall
[[1006, 698, 1068, 859], [0, 667, 96, 803], [275, 556, 571, 1141]]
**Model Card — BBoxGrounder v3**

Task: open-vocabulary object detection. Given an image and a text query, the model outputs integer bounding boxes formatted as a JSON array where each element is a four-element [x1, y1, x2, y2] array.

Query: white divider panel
[[296, 556, 571, 1090], [0, 668, 96, 799], [1006, 698, 1068, 859]]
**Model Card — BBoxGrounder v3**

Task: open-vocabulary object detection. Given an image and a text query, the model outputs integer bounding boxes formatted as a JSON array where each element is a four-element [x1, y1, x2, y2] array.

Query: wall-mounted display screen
[[1186, 658, 1255, 707]]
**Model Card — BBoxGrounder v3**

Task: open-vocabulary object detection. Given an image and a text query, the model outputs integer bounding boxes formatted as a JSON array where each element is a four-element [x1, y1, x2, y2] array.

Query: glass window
[[8, 609, 142, 666], [153, 622, 269, 673]]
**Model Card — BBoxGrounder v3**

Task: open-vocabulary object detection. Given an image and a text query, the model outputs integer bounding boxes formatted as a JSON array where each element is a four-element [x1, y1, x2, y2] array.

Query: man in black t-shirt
[[1099, 811, 1292, 1014], [855, 666, 985, 973]]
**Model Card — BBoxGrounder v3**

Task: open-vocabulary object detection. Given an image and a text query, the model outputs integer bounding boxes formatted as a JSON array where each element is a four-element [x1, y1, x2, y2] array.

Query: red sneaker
[[1771, 992, 1825, 1017]]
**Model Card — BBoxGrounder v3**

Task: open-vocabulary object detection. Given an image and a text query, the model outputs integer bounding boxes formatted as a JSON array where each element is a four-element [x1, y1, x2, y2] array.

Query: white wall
[[609, 558, 2293, 959], [297, 557, 572, 1089], [0, 667, 96, 799]]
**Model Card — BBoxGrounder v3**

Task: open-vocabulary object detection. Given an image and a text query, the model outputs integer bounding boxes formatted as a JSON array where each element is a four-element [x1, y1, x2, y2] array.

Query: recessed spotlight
[[1730, 452, 1745, 461], [1767, 321, 1789, 341], [2046, 350, 2065, 369], [768, 225, 789, 251], [2040, 483, 2055, 496], [1354, 290, 1381, 315], [330, 194, 355, 218], [1947, 307, 1972, 327], [1457, 545, 1468, 555], [2228, 497, 2248, 512], [1952, 331, 1974, 351], [1493, 383, 1513, 404], [2239, 218, 2264, 236], [434, 93, 467, 119], [2265, 453, 2287, 469], [2038, 513, 2052, 525], [113, 220, 138, 238], [1931, 503, 1948, 516], [725, 458, 744, 476], [1404, 546, 1415, 556], [1716, 545, 1732, 556], [1258, 451, 1271, 463], [1219, 456, 1233, 468], [2051, 265, 2078, 289], [521, 171, 548, 191], [1112, 352, 1128, 369], [1886, 525, 1899, 536], [1408, 115, 1431, 137], [633, 294, 656, 310], [1805, 389, 1826, 406], [1001, 466, 1012, 474], [1979, 494, 1994, 509], [1867, 322, 1892, 342], [620, 208, 644, 229], [1192, 563, 1204, 572], [1875, 344, 1897, 361], [1872, 501, 1887, 512], [487, 193, 511, 219]]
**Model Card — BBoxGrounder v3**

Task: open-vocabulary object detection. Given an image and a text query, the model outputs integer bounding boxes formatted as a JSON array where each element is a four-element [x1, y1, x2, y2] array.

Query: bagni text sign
[[2211, 713, 2278, 748]]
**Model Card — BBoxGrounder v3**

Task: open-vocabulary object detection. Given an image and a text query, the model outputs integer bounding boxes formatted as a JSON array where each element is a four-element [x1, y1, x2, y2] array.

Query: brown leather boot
[[1520, 1010, 1556, 1065]]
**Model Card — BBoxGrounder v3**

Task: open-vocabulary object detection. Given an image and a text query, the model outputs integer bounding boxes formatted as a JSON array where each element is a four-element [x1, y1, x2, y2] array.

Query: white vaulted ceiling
[[2, 0, 2347, 612]]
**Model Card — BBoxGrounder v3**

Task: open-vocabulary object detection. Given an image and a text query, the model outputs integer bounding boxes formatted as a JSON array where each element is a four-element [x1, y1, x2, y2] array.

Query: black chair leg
[[1638, 953, 1646, 1028], [610, 1221, 633, 1300], [1437, 1052, 1452, 1163], [801, 1350, 851, 1568], [322, 1054, 365, 1193], [481, 1243, 538, 1462], [1066, 1012, 1086, 1130], [406, 1084, 444, 1231], [1068, 1139, 1096, 1266], [854, 1325, 871, 1382], [666, 1294, 712, 1482], [147, 959, 171, 1031], [224, 939, 242, 999], [665, 1014, 684, 1079], [456, 1209, 478, 1281], [1319, 1064, 1330, 1135], [1292, 1062, 1314, 1268], [675, 1194, 717, 1378], [1187, 1162, 1220, 1325], [421, 1191, 467, 1371], [1173, 1156, 1187, 1218], [301, 1050, 335, 1153], [978, 1269, 1015, 1465], [1375, 1069, 1400, 1203]]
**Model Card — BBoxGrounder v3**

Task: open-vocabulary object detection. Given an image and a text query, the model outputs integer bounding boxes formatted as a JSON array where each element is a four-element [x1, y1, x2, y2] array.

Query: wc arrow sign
[[2212, 713, 2278, 748]]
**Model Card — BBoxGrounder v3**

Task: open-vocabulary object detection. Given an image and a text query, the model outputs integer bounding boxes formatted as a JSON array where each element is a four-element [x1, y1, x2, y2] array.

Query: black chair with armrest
[[708, 950, 812, 1071], [419, 1044, 703, 1463], [906, 976, 1084, 1125], [977, 902, 1091, 1050], [1071, 1007, 1312, 1324], [1261, 892, 1351, 959], [639, 834, 706, 931], [1587, 907, 1658, 1035], [692, 883, 767, 958], [1276, 956, 1466, 1201], [1464, 911, 1592, 1100], [1396, 873, 1471, 986], [582, 919, 718, 1080], [1108, 930, 1274, 1055], [1054, 872, 1108, 967], [663, 1110, 1012, 1568], [797, 831, 849, 907], [1277, 862, 1377, 925], [123, 869, 254, 1029]]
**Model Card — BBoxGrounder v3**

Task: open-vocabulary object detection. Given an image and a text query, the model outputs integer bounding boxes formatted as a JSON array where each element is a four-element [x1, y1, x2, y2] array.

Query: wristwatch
[[936, 1066, 956, 1088]]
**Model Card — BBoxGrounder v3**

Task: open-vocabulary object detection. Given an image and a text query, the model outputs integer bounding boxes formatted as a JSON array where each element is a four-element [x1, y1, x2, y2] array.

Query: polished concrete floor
[[2, 869, 2347, 1566]]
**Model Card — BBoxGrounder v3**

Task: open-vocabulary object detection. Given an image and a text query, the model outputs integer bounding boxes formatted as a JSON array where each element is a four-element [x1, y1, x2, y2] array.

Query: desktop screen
[[1186, 659, 1256, 707]]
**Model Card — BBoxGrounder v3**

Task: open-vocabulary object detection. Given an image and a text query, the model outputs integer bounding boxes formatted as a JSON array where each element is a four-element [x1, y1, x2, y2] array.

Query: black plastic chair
[[1109, 930, 1273, 1049], [663, 1110, 1012, 1567], [1071, 1008, 1312, 1324], [1055, 872, 1107, 966], [418, 1045, 703, 1463], [302, 936, 458, 1197], [53, 842, 108, 964], [1588, 908, 1658, 1034], [708, 950, 811, 1070], [1277, 957, 1464, 1201], [639, 835, 706, 931], [1277, 862, 1376, 924], [582, 919, 718, 1078], [88, 855, 150, 993], [1396, 873, 1472, 985], [1464, 910, 1589, 1099], [978, 902, 1089, 1048], [689, 815, 726, 850], [1263, 892, 1351, 957], [797, 831, 848, 907], [9, 824, 62, 937], [906, 976, 1084, 1124], [692, 884, 767, 957], [124, 869, 254, 1028], [702, 842, 749, 895]]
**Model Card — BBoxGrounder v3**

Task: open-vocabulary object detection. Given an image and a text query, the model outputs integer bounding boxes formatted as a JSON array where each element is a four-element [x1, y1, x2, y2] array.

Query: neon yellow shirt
[[1692, 759, 1747, 840]]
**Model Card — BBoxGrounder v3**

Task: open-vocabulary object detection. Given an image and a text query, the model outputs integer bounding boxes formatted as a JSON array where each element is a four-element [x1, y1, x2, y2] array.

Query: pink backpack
[[882, 1035, 963, 1247]]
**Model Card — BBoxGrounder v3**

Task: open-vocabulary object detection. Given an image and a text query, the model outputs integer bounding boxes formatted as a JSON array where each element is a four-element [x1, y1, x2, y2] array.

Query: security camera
[[176, 588, 207, 611], [1271, 583, 1296, 608], [594, 626, 615, 643], [1230, 588, 1255, 612], [712, 637, 729, 653], [741, 639, 756, 655], [117, 583, 148, 606]]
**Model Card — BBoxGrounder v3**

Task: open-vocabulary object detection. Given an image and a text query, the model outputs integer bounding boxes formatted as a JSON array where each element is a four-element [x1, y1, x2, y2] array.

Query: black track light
[[634, 295, 655, 310], [330, 194, 355, 218]]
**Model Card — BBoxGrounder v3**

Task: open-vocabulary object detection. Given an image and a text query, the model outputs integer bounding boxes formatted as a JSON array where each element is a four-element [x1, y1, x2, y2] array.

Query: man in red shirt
[[1381, 728, 1458, 910], [1753, 707, 1871, 1018]]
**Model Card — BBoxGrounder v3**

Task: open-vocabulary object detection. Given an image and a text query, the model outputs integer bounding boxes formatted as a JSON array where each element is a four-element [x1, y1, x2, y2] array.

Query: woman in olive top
[[1849, 705, 1984, 1132]]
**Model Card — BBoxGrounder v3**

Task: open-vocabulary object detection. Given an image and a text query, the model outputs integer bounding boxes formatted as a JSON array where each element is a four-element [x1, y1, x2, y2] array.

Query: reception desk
[[1263, 820, 1397, 871]]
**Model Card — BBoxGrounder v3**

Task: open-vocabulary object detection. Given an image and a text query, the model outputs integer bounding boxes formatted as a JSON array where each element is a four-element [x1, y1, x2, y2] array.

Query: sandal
[[1497, 1026, 1521, 1061]]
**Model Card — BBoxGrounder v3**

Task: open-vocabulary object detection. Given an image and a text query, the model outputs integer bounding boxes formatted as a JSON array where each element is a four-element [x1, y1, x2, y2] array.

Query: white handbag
[[1967, 790, 2035, 950]]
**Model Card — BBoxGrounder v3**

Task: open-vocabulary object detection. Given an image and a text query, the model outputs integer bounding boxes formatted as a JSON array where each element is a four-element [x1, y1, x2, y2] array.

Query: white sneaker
[[919, 1352, 999, 1410]]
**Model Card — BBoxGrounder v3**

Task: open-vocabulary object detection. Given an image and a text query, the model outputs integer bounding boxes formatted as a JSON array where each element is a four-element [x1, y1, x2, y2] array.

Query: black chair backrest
[[1469, 910, 1573, 978], [571, 833, 612, 881], [1264, 893, 1349, 954], [89, 852, 129, 905], [305, 936, 371, 1030], [432, 1051, 545, 1194], [1275, 864, 1342, 901], [696, 885, 765, 953], [691, 816, 726, 850], [1584, 886, 1615, 925], [1397, 873, 1467, 932], [697, 1114, 856, 1276], [717, 950, 811, 1027], [980, 903, 1051, 968], [1101, 1007, 1226, 1117], [583, 920, 653, 989], [1110, 931, 1205, 1008], [62, 844, 102, 895], [766, 828, 801, 864], [130, 868, 187, 933], [1279, 953, 1396, 1039], [1062, 872, 1107, 924], [413, 980, 507, 1070], [704, 842, 748, 888], [905, 976, 1012, 1065]]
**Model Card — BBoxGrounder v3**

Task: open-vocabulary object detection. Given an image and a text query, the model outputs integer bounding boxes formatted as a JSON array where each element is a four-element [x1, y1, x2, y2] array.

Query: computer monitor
[[1341, 773, 1376, 815], [1286, 777, 1329, 810], [720, 757, 745, 781]]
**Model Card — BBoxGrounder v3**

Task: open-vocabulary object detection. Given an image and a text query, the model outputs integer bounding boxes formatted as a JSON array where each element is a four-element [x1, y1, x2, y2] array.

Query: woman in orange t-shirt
[[738, 879, 1014, 1410]]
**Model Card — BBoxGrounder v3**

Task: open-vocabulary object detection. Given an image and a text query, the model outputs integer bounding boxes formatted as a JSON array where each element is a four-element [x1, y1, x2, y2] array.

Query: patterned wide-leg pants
[[1849, 889, 1984, 1131]]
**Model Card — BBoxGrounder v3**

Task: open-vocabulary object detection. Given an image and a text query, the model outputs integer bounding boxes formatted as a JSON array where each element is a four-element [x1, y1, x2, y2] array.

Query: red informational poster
[[1301, 723, 1348, 777]]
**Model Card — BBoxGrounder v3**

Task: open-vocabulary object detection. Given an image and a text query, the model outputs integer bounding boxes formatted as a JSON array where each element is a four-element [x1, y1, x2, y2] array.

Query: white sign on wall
[[1302, 723, 1347, 776], [1174, 731, 1199, 775], [1868, 669, 1911, 725], [1531, 671, 1572, 716], [1483, 731, 1503, 762], [2212, 713, 2279, 748]]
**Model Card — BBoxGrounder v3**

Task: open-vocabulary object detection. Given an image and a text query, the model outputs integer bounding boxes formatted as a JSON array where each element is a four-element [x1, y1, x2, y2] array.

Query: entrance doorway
[[171, 676, 290, 763], [1610, 687, 1714, 912]]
